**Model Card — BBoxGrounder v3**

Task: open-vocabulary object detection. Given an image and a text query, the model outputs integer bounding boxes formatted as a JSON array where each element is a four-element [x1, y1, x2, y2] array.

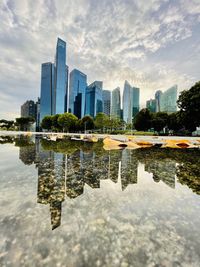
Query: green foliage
[[168, 112, 182, 131], [58, 113, 78, 132], [79, 115, 94, 131], [177, 81, 200, 131], [0, 119, 14, 130], [16, 117, 35, 131], [151, 112, 169, 132], [133, 108, 152, 131], [41, 116, 52, 130], [94, 113, 109, 130], [51, 114, 62, 132]]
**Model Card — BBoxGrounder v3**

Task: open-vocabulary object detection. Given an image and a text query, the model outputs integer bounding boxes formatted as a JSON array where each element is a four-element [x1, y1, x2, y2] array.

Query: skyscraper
[[40, 62, 54, 122], [123, 81, 140, 123], [111, 87, 121, 118], [54, 38, 68, 114], [132, 86, 140, 118], [155, 90, 163, 112], [85, 81, 103, 117], [123, 81, 131, 123], [40, 38, 68, 124], [69, 69, 87, 118], [146, 99, 156, 113], [160, 85, 178, 113], [21, 100, 37, 119], [102, 90, 111, 116]]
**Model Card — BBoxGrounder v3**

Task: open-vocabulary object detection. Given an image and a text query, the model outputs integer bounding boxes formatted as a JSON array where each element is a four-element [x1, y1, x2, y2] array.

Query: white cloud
[[0, 0, 200, 119]]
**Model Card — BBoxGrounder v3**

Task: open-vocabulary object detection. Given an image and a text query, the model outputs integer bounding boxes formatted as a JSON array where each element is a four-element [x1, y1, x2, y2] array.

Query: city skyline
[[1, 0, 200, 120]]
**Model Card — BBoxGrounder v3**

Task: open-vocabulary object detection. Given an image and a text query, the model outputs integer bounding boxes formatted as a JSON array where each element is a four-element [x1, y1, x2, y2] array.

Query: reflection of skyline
[[13, 137, 200, 229]]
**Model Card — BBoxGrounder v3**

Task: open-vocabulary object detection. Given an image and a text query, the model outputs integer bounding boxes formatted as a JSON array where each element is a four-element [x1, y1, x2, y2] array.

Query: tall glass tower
[[102, 90, 111, 116], [123, 81, 140, 123], [160, 85, 177, 113], [69, 69, 87, 118], [40, 62, 54, 122], [54, 38, 68, 114], [111, 87, 121, 118], [85, 81, 103, 117], [123, 81, 132, 123], [155, 90, 163, 112], [132, 86, 140, 118]]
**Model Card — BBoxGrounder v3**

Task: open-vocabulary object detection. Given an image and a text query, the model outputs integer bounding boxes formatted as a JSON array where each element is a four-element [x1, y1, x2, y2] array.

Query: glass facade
[[123, 81, 131, 123], [21, 100, 36, 119], [69, 69, 87, 118], [111, 87, 121, 118], [40, 62, 54, 123], [146, 99, 156, 113], [123, 81, 140, 123], [102, 90, 111, 116], [85, 81, 103, 117], [160, 85, 178, 113], [132, 86, 140, 118], [155, 90, 163, 112], [54, 38, 67, 114]]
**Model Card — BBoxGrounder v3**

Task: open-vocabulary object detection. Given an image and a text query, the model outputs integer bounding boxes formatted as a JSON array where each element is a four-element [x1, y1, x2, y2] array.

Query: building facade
[[146, 99, 156, 113], [132, 86, 140, 118], [155, 90, 163, 112], [21, 100, 36, 119], [54, 38, 68, 114], [123, 81, 140, 123], [160, 85, 178, 113], [102, 90, 111, 117], [69, 69, 87, 119], [111, 87, 121, 119], [85, 81, 103, 117], [40, 62, 54, 123]]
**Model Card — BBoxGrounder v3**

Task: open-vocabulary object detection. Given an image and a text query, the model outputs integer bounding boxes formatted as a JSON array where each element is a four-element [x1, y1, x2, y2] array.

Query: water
[[0, 135, 200, 267]]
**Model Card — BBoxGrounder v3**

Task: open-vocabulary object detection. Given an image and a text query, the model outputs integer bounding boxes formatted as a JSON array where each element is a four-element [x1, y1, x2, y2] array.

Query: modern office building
[[69, 69, 87, 118], [102, 90, 111, 116], [21, 100, 37, 119], [40, 38, 68, 124], [35, 98, 40, 130], [160, 85, 178, 113], [132, 86, 140, 117], [40, 62, 54, 122], [146, 99, 156, 113], [111, 87, 121, 118], [155, 90, 163, 112], [85, 81, 103, 117], [123, 81, 140, 123], [54, 38, 68, 114]]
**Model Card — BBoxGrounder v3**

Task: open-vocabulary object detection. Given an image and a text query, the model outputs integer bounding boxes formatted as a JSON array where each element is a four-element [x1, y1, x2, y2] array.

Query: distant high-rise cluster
[[20, 37, 179, 129], [146, 85, 178, 113]]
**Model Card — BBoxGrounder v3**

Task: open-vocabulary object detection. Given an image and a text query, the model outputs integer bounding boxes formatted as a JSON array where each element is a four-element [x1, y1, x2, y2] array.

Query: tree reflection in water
[[4, 136, 199, 230]]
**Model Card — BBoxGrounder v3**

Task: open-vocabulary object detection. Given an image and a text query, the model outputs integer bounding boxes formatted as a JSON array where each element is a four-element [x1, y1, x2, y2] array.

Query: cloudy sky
[[0, 0, 200, 119]]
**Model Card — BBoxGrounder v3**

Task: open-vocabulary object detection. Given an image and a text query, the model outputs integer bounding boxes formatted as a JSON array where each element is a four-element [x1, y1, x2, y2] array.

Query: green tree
[[151, 112, 169, 132], [51, 114, 62, 132], [58, 113, 78, 132], [177, 81, 200, 131], [94, 113, 109, 132], [80, 115, 94, 131], [0, 119, 14, 130], [41, 116, 52, 131], [16, 117, 35, 131], [168, 112, 182, 131], [133, 108, 152, 131]]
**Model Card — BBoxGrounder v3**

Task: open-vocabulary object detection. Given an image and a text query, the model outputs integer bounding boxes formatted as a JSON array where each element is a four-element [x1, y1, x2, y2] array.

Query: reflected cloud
[[3, 135, 198, 230]]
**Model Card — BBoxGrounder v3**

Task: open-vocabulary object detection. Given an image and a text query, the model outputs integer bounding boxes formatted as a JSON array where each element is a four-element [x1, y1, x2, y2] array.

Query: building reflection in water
[[15, 137, 200, 230]]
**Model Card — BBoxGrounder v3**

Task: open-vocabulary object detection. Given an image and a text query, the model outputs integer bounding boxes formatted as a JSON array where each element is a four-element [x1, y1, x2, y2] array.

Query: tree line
[[0, 81, 199, 134]]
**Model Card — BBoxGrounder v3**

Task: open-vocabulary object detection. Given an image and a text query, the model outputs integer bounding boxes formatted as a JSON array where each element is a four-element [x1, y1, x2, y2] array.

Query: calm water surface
[[0, 135, 200, 267]]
